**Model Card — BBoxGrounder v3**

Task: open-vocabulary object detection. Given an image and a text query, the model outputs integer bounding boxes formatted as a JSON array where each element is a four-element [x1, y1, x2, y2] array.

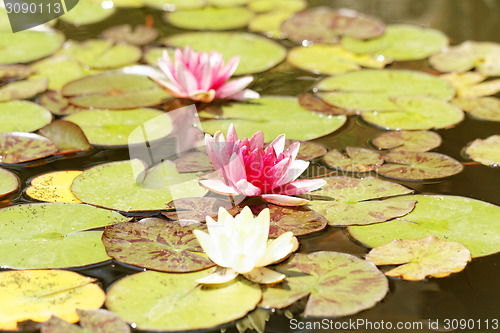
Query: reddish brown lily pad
[[281, 7, 385, 45], [174, 152, 213, 173], [287, 139, 328, 161], [38, 91, 87, 116], [163, 197, 235, 221], [323, 147, 383, 172], [371, 131, 442, 152], [41, 309, 131, 333], [298, 92, 357, 116], [377, 151, 463, 180], [38, 120, 91, 155], [0, 132, 58, 164], [103, 25, 158, 46], [102, 218, 214, 272], [452, 97, 500, 122]]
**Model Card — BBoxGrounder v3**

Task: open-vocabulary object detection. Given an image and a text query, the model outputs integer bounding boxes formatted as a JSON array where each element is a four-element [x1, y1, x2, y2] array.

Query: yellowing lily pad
[[60, 0, 116, 26], [0, 64, 33, 80], [26, 171, 83, 203], [452, 97, 500, 122], [371, 130, 442, 152], [0, 270, 105, 331], [40, 309, 131, 333], [38, 120, 91, 154], [0, 78, 48, 102], [441, 72, 500, 98], [348, 195, 500, 258], [248, 9, 296, 39], [366, 235, 471, 280], [106, 270, 262, 331], [0, 203, 130, 269], [0, 167, 19, 199], [465, 135, 500, 166], [260, 251, 388, 317], [165, 7, 254, 31], [0, 30, 64, 65], [30, 55, 88, 91], [39, 91, 87, 116], [0, 132, 58, 164], [103, 25, 158, 45], [248, 0, 305, 13], [341, 24, 448, 61], [0, 100, 52, 133], [323, 147, 383, 172], [200, 96, 346, 141]]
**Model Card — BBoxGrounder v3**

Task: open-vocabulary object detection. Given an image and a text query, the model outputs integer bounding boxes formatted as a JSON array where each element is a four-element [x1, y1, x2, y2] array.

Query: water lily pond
[[1, 0, 500, 332]]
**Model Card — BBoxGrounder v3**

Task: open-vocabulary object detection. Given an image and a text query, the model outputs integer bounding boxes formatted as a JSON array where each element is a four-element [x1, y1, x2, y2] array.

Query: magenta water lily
[[152, 47, 260, 103], [200, 124, 326, 206]]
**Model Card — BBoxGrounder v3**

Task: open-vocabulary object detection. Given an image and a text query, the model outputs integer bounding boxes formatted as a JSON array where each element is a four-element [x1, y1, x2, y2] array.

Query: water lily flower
[[200, 124, 326, 206], [152, 47, 259, 103], [194, 206, 296, 285]]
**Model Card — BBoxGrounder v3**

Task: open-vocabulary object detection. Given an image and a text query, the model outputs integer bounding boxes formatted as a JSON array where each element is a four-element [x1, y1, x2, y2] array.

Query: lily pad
[[200, 96, 347, 141], [164, 197, 235, 221], [285, 139, 327, 160], [248, 9, 297, 39], [287, 44, 390, 75], [323, 147, 383, 172], [106, 270, 262, 331], [0, 64, 33, 80], [281, 7, 385, 45], [142, 0, 205, 11], [0, 78, 48, 102], [441, 72, 500, 98], [209, 0, 250, 6], [103, 25, 158, 45], [465, 135, 500, 166], [0, 203, 130, 269], [366, 235, 471, 280], [452, 97, 500, 122], [38, 120, 91, 154], [0, 167, 19, 199], [165, 7, 254, 31], [248, 0, 306, 13], [30, 56, 88, 91], [162, 32, 287, 75], [60, 0, 116, 26], [103, 218, 214, 272], [298, 92, 353, 115], [371, 131, 442, 152], [341, 24, 448, 61], [0, 132, 58, 164], [0, 30, 64, 65], [348, 195, 500, 258], [62, 73, 171, 109], [260, 251, 388, 317], [377, 151, 463, 180], [25, 171, 83, 203], [40, 309, 131, 333], [174, 151, 213, 173], [0, 100, 52, 133], [0, 270, 105, 331], [305, 176, 415, 226], [38, 91, 86, 116], [71, 159, 206, 212], [64, 108, 171, 147]]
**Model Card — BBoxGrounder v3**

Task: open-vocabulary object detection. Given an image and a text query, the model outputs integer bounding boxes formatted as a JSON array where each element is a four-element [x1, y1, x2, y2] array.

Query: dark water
[[2, 0, 500, 332]]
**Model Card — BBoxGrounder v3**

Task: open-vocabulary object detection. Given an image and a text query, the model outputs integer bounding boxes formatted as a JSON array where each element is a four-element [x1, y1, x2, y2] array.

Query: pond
[[1, 0, 500, 332]]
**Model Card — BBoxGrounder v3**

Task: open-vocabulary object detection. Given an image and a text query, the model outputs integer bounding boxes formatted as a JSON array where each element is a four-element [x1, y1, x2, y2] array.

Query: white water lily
[[193, 206, 296, 285]]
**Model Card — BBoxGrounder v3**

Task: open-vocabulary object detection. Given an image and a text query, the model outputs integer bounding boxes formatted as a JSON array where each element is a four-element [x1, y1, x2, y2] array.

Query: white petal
[[196, 267, 239, 285], [193, 230, 227, 267], [256, 231, 294, 267], [243, 267, 286, 285]]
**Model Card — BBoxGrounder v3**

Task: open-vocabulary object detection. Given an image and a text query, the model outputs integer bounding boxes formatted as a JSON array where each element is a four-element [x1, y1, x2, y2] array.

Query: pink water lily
[[152, 47, 259, 103], [200, 124, 326, 206]]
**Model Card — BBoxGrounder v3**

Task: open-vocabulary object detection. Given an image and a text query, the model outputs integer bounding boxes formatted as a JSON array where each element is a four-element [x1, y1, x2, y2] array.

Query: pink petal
[[245, 148, 264, 186], [215, 76, 254, 99], [235, 179, 262, 196], [150, 77, 185, 98], [284, 141, 300, 161], [198, 59, 213, 92], [268, 134, 286, 155], [226, 123, 238, 143], [158, 50, 177, 81], [175, 60, 200, 94], [261, 194, 310, 206], [225, 89, 260, 101], [278, 160, 309, 185], [271, 179, 327, 196], [249, 131, 264, 151], [227, 152, 247, 185], [199, 179, 239, 195], [213, 56, 240, 89]]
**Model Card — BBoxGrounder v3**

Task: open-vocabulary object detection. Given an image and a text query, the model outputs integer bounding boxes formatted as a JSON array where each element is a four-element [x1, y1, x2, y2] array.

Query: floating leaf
[[71, 159, 206, 212], [260, 251, 388, 317], [0, 64, 33, 80], [0, 31, 64, 65], [341, 24, 448, 61], [0, 167, 19, 199], [465, 135, 500, 166], [62, 73, 170, 109], [0, 203, 129, 269], [209, 0, 250, 6], [60, 0, 116, 26], [164, 197, 234, 221], [286, 139, 327, 160], [162, 32, 286, 75], [0, 100, 52, 133], [298, 92, 352, 115], [106, 270, 262, 331], [30, 56, 88, 91], [323, 147, 383, 172], [174, 151, 213, 173], [143, 47, 174, 68], [0, 270, 105, 331], [165, 7, 253, 31], [142, 0, 205, 10], [452, 97, 500, 122], [0, 78, 48, 102], [40, 309, 131, 333], [25, 171, 83, 203], [281, 7, 385, 45], [103, 25, 158, 45], [371, 130, 442, 152], [377, 151, 463, 180], [38, 120, 91, 154], [0, 132, 58, 164], [248, 9, 296, 39], [248, 0, 305, 13], [366, 235, 471, 280], [103, 218, 214, 272], [348, 195, 500, 258], [441, 72, 500, 98], [38, 91, 86, 116], [429, 41, 500, 76], [287, 44, 390, 75], [200, 96, 347, 141]]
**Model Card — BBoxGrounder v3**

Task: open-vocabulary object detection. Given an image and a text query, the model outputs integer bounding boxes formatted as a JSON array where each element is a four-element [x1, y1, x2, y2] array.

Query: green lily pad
[[103, 25, 158, 46], [200, 96, 347, 141], [0, 132, 58, 164], [248, 0, 305, 13], [0, 100, 52, 133], [71, 159, 206, 212], [285, 139, 327, 161], [164, 197, 235, 221], [38, 120, 91, 154], [348, 195, 500, 258], [304, 176, 415, 226], [298, 93, 353, 115], [281, 7, 385, 45], [106, 270, 262, 331], [165, 7, 254, 31], [174, 151, 213, 173], [62, 73, 171, 109], [371, 130, 442, 152], [323, 147, 383, 172], [465, 135, 500, 166], [40, 309, 131, 333], [0, 78, 47, 102], [260, 251, 388, 317], [64, 108, 172, 147], [60, 0, 116, 26], [162, 32, 286, 75], [287, 44, 390, 75], [143, 47, 175, 68], [142, 0, 205, 10], [341, 24, 448, 61], [429, 41, 500, 76], [377, 151, 463, 180], [248, 9, 296, 39], [0, 168, 19, 199], [30, 56, 88, 91], [0, 203, 130, 269], [0, 30, 64, 65], [209, 0, 250, 6], [452, 97, 500, 122], [39, 91, 86, 116]]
